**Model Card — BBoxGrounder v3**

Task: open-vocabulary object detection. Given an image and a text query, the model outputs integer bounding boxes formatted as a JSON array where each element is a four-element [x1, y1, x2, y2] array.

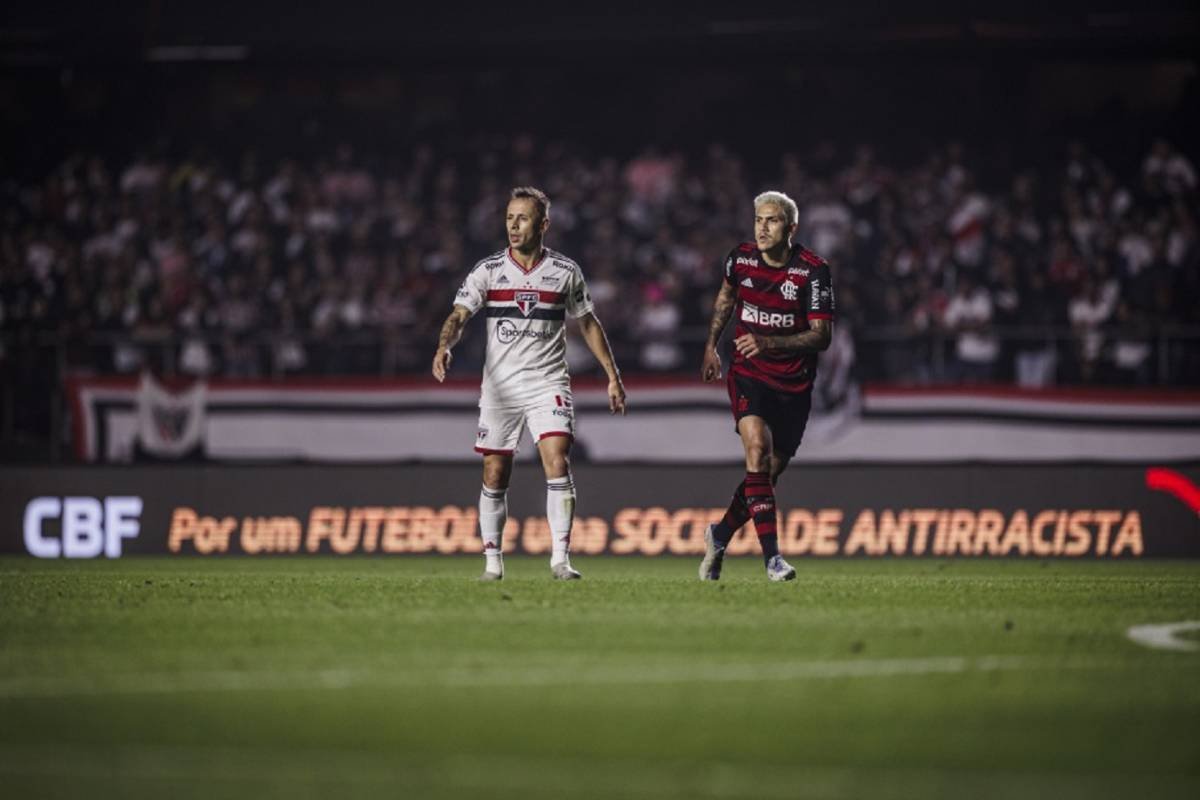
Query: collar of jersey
[[506, 247, 547, 274], [753, 244, 799, 270]]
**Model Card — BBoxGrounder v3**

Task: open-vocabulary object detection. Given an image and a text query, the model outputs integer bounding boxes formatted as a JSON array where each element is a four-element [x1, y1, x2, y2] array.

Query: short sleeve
[[808, 262, 835, 320], [454, 263, 489, 317], [566, 266, 595, 319], [723, 249, 737, 286]]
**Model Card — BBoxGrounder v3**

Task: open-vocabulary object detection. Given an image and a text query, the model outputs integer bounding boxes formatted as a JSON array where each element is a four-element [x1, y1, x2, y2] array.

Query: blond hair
[[754, 191, 798, 226]]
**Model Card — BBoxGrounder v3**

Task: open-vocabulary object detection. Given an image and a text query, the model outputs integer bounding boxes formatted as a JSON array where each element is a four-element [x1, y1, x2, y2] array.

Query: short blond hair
[[754, 191, 798, 226]]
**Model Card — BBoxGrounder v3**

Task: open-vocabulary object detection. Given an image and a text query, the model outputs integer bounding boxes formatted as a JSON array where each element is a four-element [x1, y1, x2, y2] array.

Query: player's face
[[506, 198, 548, 252], [754, 203, 794, 253]]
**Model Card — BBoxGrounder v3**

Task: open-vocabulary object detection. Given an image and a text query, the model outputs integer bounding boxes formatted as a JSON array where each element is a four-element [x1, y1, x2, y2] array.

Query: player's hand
[[432, 348, 452, 382], [701, 347, 722, 382], [608, 378, 627, 416], [734, 333, 768, 359]]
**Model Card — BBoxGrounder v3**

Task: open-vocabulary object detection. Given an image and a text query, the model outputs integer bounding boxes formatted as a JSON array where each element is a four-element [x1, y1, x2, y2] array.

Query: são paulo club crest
[[515, 291, 539, 316]]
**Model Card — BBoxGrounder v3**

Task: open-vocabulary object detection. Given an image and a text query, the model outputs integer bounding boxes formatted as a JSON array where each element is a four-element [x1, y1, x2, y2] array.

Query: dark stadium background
[[3, 1, 1199, 463]]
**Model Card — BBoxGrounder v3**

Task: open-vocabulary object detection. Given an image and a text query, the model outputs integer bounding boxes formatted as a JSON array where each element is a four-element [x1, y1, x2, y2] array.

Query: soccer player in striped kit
[[700, 191, 835, 581], [433, 187, 626, 580]]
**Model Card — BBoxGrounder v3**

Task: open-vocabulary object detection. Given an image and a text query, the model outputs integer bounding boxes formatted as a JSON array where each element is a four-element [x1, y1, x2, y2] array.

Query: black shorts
[[726, 372, 813, 458]]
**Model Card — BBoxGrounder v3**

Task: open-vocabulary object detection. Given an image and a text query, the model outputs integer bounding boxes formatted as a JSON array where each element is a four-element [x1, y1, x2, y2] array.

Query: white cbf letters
[[23, 496, 143, 558]]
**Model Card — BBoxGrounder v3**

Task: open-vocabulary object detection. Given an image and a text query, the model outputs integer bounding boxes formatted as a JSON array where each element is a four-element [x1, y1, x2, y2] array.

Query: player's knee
[[744, 442, 770, 472], [543, 452, 570, 479], [482, 461, 512, 491]]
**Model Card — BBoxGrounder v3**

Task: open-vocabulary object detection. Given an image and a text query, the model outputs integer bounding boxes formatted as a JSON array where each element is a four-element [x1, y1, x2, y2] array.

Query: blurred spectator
[[942, 274, 999, 382], [1068, 276, 1116, 383], [1143, 139, 1197, 197], [1013, 272, 1061, 388], [635, 282, 684, 371]]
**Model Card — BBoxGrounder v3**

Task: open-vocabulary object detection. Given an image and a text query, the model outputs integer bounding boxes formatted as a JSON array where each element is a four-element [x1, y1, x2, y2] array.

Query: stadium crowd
[[1, 133, 1197, 387]]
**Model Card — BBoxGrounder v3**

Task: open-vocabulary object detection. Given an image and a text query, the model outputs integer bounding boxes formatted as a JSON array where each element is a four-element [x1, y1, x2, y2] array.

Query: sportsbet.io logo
[[495, 319, 553, 344], [496, 319, 520, 344]]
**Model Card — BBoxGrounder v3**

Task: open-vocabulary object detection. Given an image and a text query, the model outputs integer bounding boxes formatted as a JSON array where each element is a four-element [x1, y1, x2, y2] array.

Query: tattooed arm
[[431, 305, 473, 382], [733, 318, 833, 359], [701, 281, 737, 382]]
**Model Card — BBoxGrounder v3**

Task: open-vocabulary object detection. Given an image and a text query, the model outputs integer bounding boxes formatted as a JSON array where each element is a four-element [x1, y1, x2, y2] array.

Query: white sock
[[546, 475, 575, 566], [479, 485, 507, 573]]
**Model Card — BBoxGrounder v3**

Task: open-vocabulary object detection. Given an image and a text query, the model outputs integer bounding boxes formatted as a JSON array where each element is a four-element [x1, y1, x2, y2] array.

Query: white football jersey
[[454, 247, 595, 407]]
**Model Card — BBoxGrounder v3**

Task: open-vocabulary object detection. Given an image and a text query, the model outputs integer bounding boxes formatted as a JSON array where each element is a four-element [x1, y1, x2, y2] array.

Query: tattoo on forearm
[[765, 320, 832, 354], [438, 309, 468, 350], [706, 284, 736, 347]]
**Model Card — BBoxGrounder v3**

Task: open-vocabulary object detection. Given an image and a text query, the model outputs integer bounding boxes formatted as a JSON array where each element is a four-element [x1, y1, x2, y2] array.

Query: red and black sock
[[744, 471, 780, 564], [712, 480, 749, 546]]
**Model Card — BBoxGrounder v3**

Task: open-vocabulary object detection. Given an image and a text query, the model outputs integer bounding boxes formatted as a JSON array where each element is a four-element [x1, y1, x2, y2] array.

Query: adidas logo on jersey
[[497, 275, 510, 284], [741, 278, 754, 288]]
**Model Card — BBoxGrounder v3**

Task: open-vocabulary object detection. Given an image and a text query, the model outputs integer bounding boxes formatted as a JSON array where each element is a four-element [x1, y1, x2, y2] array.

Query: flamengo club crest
[[781, 280, 798, 301], [515, 291, 539, 316]]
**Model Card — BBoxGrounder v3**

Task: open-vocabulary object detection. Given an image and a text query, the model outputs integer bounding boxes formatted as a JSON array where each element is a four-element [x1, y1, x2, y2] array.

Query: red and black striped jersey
[[723, 242, 835, 393]]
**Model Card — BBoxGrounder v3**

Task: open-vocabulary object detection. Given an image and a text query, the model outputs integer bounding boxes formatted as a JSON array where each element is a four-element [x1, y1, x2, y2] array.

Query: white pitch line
[[0, 655, 1113, 700], [1126, 621, 1200, 652]]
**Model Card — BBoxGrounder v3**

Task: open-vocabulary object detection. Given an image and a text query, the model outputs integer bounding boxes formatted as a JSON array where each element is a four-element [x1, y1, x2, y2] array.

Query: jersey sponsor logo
[[541, 275, 559, 284], [787, 267, 810, 277], [515, 290, 539, 316], [736, 256, 759, 267], [552, 260, 573, 270], [741, 302, 795, 328], [455, 286, 470, 299], [740, 277, 754, 288], [484, 259, 504, 270], [573, 288, 585, 304], [811, 280, 821, 306], [781, 280, 798, 301], [495, 318, 555, 344]]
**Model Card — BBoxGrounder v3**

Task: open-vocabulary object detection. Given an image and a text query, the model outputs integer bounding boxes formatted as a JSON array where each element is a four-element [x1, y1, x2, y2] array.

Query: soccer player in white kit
[[432, 187, 626, 580]]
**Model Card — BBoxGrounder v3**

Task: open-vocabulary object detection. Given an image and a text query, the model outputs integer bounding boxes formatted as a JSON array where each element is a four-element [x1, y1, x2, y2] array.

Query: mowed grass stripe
[[0, 654, 1140, 698]]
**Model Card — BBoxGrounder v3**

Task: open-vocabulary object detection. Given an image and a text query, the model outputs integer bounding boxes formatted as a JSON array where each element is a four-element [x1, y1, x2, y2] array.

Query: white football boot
[[699, 524, 727, 581], [551, 561, 582, 580], [765, 554, 796, 582]]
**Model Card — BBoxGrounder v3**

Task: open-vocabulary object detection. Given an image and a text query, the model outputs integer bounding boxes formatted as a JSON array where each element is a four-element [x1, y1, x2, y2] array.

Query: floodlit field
[[1, 556, 1198, 799]]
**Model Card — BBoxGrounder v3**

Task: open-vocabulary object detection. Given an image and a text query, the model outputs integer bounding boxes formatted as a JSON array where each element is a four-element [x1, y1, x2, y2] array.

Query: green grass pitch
[[1, 556, 1198, 799]]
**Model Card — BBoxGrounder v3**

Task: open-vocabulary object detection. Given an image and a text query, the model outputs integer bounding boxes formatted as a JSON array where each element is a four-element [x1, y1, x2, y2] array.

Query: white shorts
[[474, 389, 575, 456]]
